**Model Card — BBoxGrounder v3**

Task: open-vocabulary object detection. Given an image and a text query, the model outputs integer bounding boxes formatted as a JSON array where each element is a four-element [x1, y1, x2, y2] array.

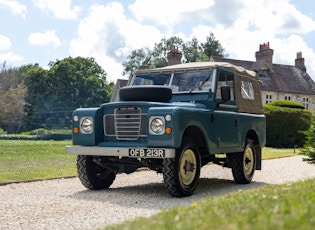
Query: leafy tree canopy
[[23, 57, 113, 131], [0, 63, 27, 133], [122, 32, 228, 77]]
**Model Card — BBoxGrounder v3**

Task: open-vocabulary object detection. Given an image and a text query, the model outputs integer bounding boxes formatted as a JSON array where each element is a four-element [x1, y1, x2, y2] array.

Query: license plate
[[128, 148, 165, 158]]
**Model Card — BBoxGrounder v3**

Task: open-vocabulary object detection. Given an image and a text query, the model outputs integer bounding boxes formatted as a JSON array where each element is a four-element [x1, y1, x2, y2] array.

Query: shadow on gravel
[[71, 178, 267, 210]]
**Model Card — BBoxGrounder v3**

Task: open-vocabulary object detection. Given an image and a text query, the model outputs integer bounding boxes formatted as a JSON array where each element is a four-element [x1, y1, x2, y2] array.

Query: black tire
[[229, 141, 256, 184], [119, 85, 172, 102], [77, 155, 116, 190], [162, 137, 201, 197]]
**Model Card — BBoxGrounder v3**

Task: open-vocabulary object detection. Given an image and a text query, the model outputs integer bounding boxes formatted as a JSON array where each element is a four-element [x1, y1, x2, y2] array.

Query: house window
[[265, 94, 272, 104], [284, 96, 291, 100], [303, 98, 309, 110]]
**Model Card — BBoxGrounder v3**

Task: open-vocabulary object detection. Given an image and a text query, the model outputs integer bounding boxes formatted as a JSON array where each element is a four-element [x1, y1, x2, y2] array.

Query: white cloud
[[183, 0, 315, 82], [32, 0, 81, 20], [0, 0, 26, 19], [129, 0, 215, 28], [28, 30, 61, 48], [0, 52, 23, 64], [234, 0, 315, 35], [69, 0, 315, 82], [0, 35, 11, 51], [69, 2, 164, 82], [273, 35, 315, 78]]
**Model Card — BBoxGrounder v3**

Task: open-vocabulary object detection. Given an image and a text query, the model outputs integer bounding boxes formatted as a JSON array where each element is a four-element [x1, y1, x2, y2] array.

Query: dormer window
[[258, 70, 270, 78]]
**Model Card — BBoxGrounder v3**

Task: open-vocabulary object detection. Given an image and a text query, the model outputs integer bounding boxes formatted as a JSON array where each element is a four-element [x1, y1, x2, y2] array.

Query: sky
[[1, 0, 315, 83]]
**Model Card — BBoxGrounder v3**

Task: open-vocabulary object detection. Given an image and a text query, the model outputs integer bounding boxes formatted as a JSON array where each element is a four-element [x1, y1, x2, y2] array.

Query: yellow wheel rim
[[179, 149, 197, 185], [243, 146, 254, 175]]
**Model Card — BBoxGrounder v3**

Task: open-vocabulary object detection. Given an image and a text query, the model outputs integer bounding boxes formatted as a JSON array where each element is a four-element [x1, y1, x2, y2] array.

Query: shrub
[[0, 128, 6, 135], [28, 128, 51, 140], [300, 116, 315, 164], [264, 101, 312, 148], [267, 100, 306, 109]]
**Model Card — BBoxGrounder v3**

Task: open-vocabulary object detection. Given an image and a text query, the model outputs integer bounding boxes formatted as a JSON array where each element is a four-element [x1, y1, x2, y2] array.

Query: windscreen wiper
[[189, 75, 211, 93]]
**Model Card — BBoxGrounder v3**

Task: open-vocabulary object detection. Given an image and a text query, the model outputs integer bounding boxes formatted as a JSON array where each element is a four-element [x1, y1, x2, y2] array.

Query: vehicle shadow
[[71, 177, 267, 211]]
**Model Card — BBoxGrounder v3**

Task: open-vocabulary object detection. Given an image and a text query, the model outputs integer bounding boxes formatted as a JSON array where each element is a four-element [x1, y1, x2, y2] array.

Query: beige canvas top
[[136, 61, 257, 78], [136, 62, 263, 114]]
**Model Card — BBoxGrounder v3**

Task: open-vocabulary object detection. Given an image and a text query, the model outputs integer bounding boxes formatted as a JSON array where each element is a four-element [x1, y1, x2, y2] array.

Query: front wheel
[[77, 155, 116, 190], [163, 137, 201, 197], [229, 141, 256, 184]]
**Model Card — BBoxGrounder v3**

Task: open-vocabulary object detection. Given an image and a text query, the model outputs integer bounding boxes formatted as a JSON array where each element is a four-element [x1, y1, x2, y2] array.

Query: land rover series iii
[[66, 62, 266, 197]]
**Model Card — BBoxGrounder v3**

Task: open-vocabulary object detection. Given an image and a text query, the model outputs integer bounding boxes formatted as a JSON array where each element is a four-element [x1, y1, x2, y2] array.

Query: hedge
[[264, 102, 312, 148]]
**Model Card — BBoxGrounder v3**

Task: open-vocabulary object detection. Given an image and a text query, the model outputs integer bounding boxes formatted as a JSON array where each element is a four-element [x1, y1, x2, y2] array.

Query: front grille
[[104, 107, 147, 140]]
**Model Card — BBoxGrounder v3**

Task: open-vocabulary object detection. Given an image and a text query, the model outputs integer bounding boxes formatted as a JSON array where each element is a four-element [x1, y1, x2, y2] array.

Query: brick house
[[112, 43, 315, 112], [211, 42, 315, 112]]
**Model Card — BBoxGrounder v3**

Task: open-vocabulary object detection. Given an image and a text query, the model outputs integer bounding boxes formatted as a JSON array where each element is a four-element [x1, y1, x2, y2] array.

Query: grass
[[262, 147, 298, 159], [0, 140, 300, 184], [0, 140, 76, 184], [106, 178, 315, 230]]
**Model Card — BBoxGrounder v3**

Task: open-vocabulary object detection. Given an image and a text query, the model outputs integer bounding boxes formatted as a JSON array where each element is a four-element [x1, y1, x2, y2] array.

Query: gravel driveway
[[1, 155, 314, 230]]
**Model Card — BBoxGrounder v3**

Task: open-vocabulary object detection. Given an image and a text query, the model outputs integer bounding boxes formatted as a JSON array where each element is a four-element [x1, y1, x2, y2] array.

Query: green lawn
[[107, 178, 315, 230], [262, 147, 298, 159], [0, 140, 76, 184]]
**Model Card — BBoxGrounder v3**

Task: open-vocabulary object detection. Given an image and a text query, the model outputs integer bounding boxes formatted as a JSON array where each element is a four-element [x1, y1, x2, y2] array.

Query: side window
[[216, 71, 235, 101], [241, 81, 254, 100]]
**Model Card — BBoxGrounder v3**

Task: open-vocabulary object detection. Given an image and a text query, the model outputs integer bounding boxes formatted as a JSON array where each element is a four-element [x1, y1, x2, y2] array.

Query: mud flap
[[255, 145, 262, 170]]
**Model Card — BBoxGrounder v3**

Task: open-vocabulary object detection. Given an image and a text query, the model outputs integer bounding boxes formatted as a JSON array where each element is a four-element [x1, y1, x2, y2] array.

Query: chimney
[[295, 52, 306, 72], [139, 60, 149, 70], [254, 42, 274, 71], [167, 46, 182, 66]]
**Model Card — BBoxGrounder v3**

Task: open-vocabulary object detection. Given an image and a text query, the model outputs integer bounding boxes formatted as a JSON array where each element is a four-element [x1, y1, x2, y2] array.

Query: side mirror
[[221, 85, 231, 101]]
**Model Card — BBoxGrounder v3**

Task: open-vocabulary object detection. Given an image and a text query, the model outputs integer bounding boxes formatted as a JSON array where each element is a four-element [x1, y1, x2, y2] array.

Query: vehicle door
[[214, 70, 240, 148]]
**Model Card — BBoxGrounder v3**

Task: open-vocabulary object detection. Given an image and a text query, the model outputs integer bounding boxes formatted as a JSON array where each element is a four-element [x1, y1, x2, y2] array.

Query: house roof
[[211, 56, 315, 95]]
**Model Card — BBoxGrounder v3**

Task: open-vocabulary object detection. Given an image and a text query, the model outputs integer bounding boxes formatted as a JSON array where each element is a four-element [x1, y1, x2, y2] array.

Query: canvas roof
[[136, 61, 257, 79]]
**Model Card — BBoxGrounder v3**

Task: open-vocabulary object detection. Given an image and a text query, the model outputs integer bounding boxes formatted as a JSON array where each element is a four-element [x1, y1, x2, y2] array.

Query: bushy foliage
[[264, 101, 312, 148], [122, 32, 228, 76], [0, 128, 7, 135], [300, 116, 315, 164], [267, 100, 305, 109]]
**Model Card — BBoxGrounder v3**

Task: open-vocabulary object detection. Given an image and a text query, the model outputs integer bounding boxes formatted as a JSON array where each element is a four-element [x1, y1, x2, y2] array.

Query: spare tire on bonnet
[[119, 85, 172, 102]]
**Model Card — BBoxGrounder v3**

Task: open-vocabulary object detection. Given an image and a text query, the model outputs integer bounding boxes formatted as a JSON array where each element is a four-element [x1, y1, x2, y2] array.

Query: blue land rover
[[66, 62, 266, 197]]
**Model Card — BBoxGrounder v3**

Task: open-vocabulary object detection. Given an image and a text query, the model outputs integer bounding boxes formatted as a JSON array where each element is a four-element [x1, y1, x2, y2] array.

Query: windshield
[[131, 69, 214, 93]]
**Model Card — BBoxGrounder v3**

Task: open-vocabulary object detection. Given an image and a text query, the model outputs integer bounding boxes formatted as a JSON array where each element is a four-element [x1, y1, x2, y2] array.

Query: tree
[[201, 32, 228, 58], [23, 57, 113, 131], [23, 64, 51, 130], [301, 116, 315, 164], [0, 64, 27, 133], [122, 48, 151, 77], [182, 37, 209, 63], [122, 32, 228, 76], [150, 36, 184, 68]]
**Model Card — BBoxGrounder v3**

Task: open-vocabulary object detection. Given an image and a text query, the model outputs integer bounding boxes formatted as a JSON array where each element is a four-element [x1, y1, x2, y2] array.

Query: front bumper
[[66, 146, 176, 159]]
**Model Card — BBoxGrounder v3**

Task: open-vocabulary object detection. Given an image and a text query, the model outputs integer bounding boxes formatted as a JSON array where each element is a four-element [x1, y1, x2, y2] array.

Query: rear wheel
[[77, 155, 116, 190], [229, 141, 256, 184], [163, 137, 201, 197]]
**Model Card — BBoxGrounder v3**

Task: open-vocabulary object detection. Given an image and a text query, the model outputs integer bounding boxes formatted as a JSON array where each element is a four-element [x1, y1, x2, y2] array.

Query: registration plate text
[[128, 148, 165, 158]]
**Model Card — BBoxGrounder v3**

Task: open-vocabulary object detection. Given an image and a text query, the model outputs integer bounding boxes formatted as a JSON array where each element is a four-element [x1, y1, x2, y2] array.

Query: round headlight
[[150, 117, 165, 134], [81, 117, 93, 133]]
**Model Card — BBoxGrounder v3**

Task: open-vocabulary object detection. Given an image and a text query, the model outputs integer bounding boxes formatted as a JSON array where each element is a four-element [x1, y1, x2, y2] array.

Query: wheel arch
[[245, 129, 260, 145], [182, 126, 211, 166]]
